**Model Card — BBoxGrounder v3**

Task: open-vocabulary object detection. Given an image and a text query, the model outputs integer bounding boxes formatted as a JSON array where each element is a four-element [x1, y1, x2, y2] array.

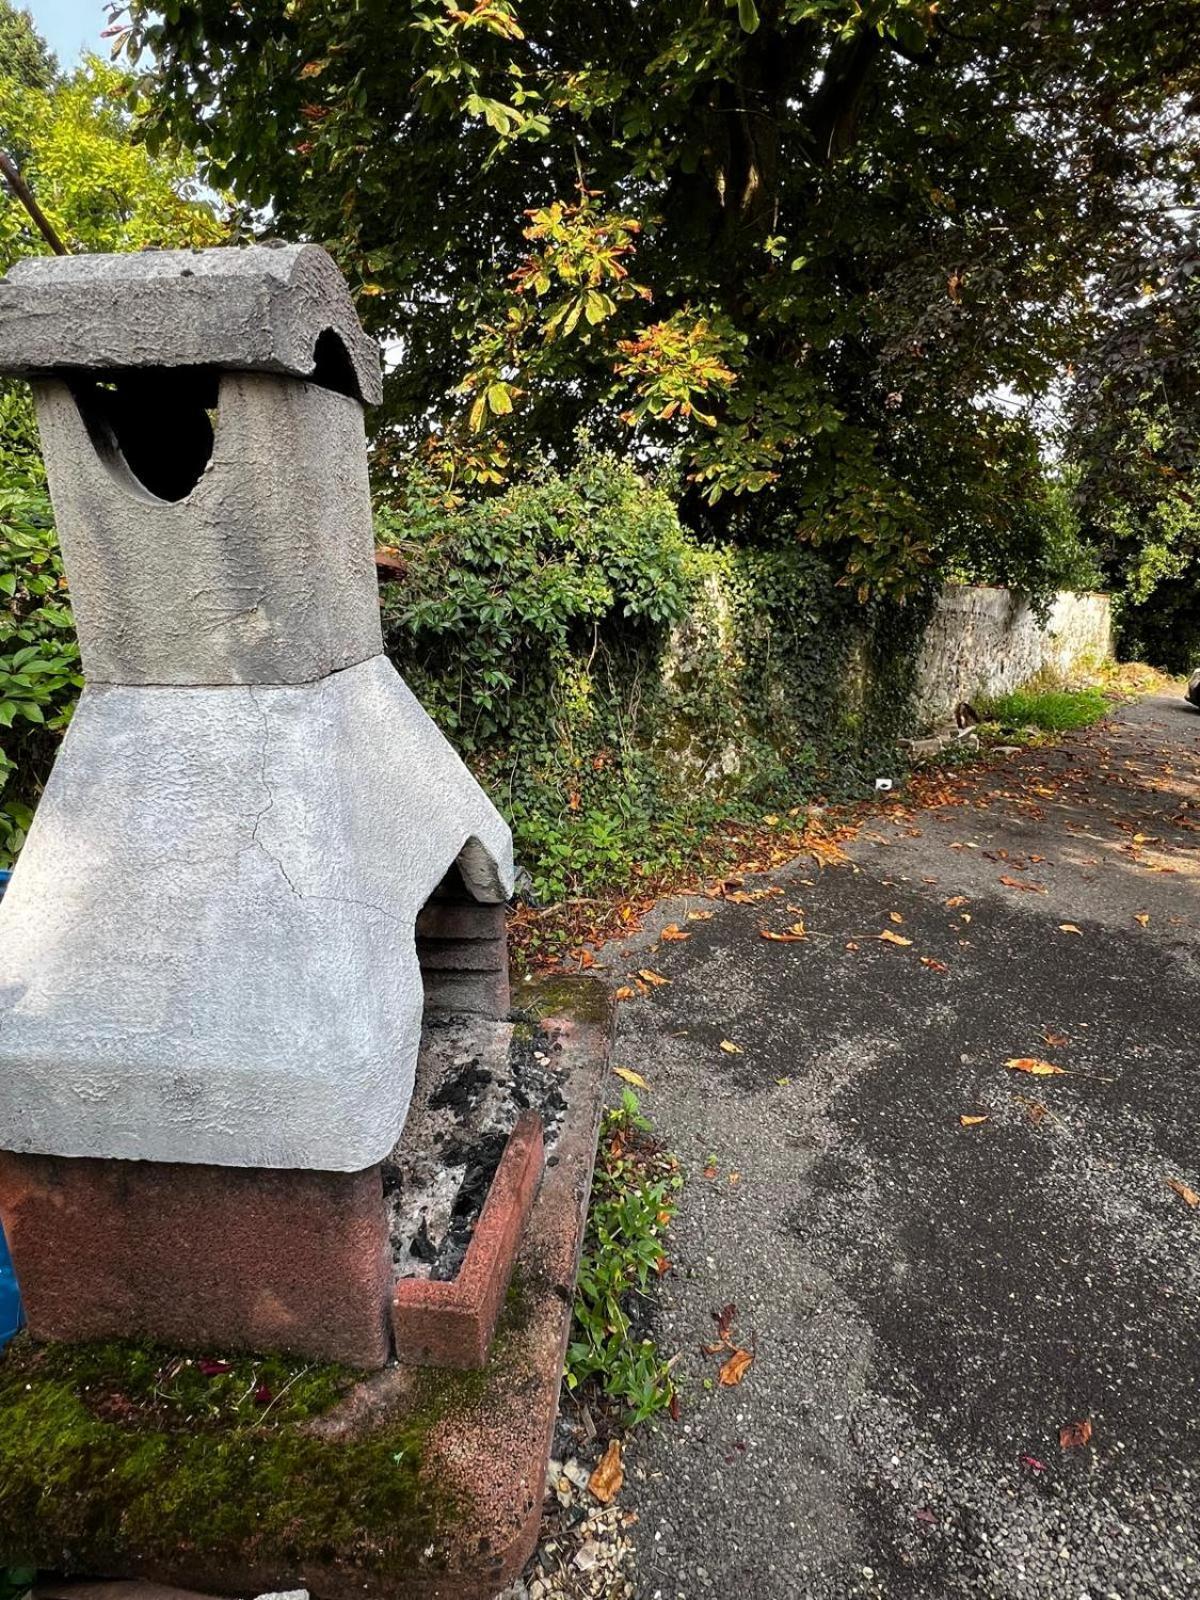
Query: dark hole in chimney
[[71, 368, 219, 503]]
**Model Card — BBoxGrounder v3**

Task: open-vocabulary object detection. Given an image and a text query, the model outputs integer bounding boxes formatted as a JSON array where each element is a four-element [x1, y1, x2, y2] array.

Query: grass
[[981, 684, 1110, 733], [566, 1090, 682, 1426]]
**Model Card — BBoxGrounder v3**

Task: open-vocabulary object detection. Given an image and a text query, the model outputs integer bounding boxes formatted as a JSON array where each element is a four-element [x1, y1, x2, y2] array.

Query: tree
[[118, 1, 1200, 598], [0, 1, 56, 93]]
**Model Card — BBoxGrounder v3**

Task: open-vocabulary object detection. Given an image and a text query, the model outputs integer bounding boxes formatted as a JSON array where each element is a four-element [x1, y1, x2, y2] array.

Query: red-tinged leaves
[[718, 1348, 754, 1386], [1059, 1419, 1093, 1450], [714, 1302, 736, 1339], [196, 1358, 233, 1377], [253, 1383, 274, 1405], [1021, 1454, 1047, 1473], [920, 956, 949, 973]]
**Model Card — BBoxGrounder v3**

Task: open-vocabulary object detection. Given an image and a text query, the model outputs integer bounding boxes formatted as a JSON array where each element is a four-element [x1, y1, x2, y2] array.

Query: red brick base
[[0, 1151, 394, 1368]]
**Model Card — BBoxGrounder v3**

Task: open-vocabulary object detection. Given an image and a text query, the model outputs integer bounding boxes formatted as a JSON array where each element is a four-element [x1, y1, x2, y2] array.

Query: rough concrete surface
[[610, 692, 1200, 1600], [0, 244, 382, 403], [32, 373, 384, 685], [0, 655, 514, 1171]]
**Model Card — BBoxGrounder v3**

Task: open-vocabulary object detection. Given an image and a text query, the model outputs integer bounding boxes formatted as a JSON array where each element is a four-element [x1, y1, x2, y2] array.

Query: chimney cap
[[0, 243, 383, 405]]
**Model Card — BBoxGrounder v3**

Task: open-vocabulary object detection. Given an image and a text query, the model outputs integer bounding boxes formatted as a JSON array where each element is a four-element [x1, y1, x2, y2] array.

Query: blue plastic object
[[0, 869, 21, 1347]]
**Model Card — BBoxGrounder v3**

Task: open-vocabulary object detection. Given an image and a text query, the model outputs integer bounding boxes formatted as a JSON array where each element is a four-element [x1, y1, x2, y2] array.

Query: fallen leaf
[[1021, 1454, 1047, 1473], [775, 1076, 791, 1087], [1059, 924, 1084, 935], [714, 1303, 737, 1339], [660, 923, 691, 942], [687, 910, 714, 922], [959, 1114, 989, 1127], [879, 929, 913, 947], [1167, 1177, 1200, 1208], [728, 1171, 741, 1185], [718, 1348, 754, 1387], [1134, 913, 1150, 927], [1000, 875, 1047, 893], [703, 1162, 719, 1180], [889, 911, 905, 924], [196, 1359, 233, 1377], [719, 1040, 743, 1055], [1042, 1030, 1069, 1048], [1006, 1058, 1069, 1077], [920, 956, 949, 973], [945, 895, 969, 908], [638, 969, 670, 986], [253, 1383, 274, 1405], [760, 928, 806, 943], [612, 1066, 648, 1089], [588, 1439, 624, 1504], [614, 985, 635, 1002], [844, 940, 860, 951], [1059, 1419, 1093, 1450]]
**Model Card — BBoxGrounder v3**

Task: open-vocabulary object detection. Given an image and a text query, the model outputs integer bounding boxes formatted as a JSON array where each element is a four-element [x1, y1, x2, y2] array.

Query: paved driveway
[[614, 693, 1200, 1600]]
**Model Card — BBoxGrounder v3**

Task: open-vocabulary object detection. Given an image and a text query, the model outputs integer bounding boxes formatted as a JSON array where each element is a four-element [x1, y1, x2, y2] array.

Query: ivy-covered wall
[[380, 449, 931, 904]]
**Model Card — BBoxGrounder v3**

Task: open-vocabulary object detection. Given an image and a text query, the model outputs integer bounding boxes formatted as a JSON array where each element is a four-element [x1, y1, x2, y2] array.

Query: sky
[[25, 0, 111, 67]]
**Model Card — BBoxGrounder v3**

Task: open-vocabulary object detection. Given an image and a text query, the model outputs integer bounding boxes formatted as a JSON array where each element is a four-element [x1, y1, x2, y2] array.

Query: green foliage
[[0, 1570, 34, 1600], [981, 686, 1109, 734], [125, 0, 1200, 598], [381, 446, 929, 904], [567, 1090, 682, 1425], [0, 462, 80, 865], [0, 1, 56, 94]]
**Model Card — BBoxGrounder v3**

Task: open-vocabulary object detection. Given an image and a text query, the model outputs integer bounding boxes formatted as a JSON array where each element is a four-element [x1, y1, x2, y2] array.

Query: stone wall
[[914, 584, 1112, 727]]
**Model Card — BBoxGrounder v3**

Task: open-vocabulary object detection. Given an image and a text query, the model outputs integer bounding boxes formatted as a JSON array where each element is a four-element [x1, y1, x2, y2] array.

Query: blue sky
[[26, 0, 112, 66]]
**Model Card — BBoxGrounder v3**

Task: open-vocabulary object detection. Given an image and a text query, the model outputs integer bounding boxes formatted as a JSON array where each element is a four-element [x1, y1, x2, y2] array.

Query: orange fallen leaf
[[889, 911, 905, 924], [588, 1439, 624, 1504], [614, 986, 635, 1002], [718, 1348, 754, 1387], [920, 956, 949, 973], [1167, 1177, 1200, 1208], [612, 1066, 648, 1089], [1000, 875, 1046, 893], [1059, 924, 1084, 935], [760, 928, 806, 943], [1059, 1419, 1092, 1450], [945, 896, 969, 908], [703, 1162, 719, 1180], [638, 969, 670, 986], [845, 940, 860, 951], [719, 1040, 743, 1055], [687, 910, 714, 922], [728, 1170, 741, 1185], [1006, 1057, 1069, 1077], [879, 929, 913, 947], [959, 1114, 989, 1127], [1134, 913, 1150, 927], [659, 923, 691, 942], [1042, 1030, 1069, 1048]]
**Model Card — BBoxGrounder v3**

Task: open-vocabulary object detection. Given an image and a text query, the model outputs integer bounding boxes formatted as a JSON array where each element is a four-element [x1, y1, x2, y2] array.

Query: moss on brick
[[0, 1333, 484, 1579]]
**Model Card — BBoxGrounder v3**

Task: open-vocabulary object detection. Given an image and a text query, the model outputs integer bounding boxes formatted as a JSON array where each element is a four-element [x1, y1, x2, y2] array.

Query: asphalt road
[[611, 692, 1200, 1600]]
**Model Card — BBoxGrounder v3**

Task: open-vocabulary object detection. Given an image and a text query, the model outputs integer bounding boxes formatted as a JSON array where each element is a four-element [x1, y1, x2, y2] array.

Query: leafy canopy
[[121, 0, 1200, 598]]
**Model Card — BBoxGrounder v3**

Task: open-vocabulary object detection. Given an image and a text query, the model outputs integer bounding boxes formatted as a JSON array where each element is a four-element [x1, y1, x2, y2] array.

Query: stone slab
[[0, 977, 613, 1600], [0, 655, 514, 1172], [0, 1153, 393, 1368], [0, 245, 382, 405], [32, 374, 384, 686]]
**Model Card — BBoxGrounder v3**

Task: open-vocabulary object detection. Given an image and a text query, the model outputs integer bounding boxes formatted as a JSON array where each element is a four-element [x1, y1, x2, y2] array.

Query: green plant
[[0, 465, 81, 865], [566, 1089, 682, 1425], [0, 1568, 34, 1600], [981, 685, 1109, 734]]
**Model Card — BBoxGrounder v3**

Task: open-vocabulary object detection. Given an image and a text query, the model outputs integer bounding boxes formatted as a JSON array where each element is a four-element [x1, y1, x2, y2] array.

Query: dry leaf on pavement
[[1167, 1177, 1200, 1208], [612, 1066, 648, 1089], [1042, 1030, 1069, 1047], [760, 928, 806, 943], [719, 1040, 743, 1055], [1000, 875, 1047, 893], [1006, 1058, 1069, 1077], [660, 923, 691, 942], [1134, 913, 1150, 927], [588, 1439, 624, 1504], [889, 911, 905, 924], [1059, 924, 1084, 935], [879, 929, 913, 947], [945, 895, 969, 908], [718, 1348, 754, 1387], [960, 1114, 989, 1127], [638, 969, 670, 986], [614, 986, 635, 1002], [1059, 1419, 1093, 1450], [920, 956, 949, 973]]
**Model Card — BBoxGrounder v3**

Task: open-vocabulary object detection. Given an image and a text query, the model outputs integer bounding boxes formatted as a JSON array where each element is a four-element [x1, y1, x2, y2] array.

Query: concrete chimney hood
[[0, 244, 514, 1175]]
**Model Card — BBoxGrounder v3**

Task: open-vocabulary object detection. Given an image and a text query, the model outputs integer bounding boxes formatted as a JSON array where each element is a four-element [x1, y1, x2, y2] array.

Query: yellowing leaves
[[612, 1065, 648, 1089], [1167, 1177, 1200, 1208], [588, 1438, 624, 1504], [659, 923, 691, 942], [1059, 924, 1084, 936], [719, 1040, 743, 1055], [760, 926, 806, 943], [1006, 1057, 1069, 1077], [638, 969, 670, 987], [959, 1114, 989, 1127], [879, 929, 913, 947]]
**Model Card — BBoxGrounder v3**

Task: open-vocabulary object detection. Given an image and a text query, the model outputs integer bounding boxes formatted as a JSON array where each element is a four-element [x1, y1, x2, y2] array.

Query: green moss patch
[[0, 1335, 476, 1577]]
